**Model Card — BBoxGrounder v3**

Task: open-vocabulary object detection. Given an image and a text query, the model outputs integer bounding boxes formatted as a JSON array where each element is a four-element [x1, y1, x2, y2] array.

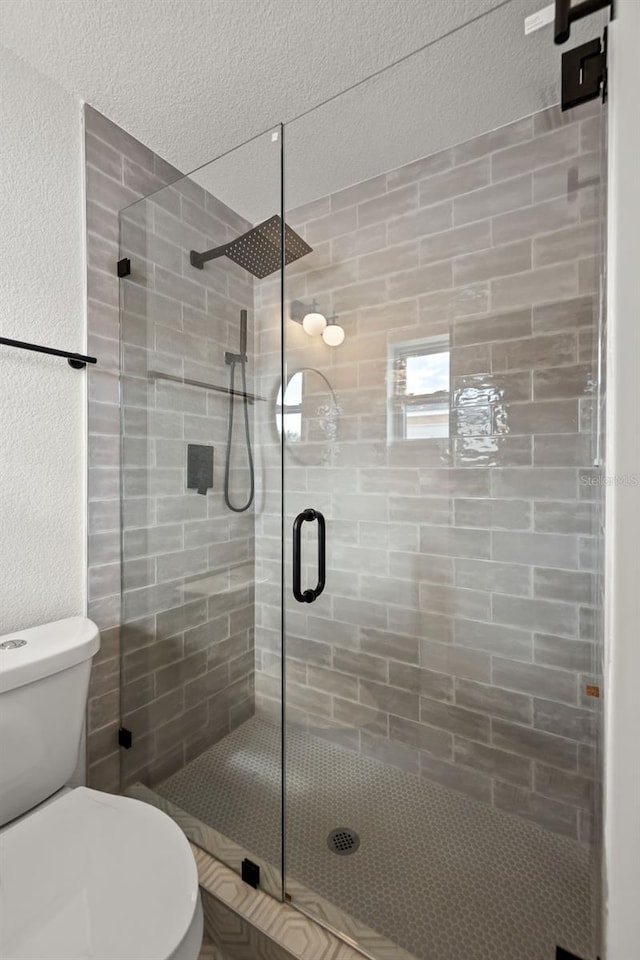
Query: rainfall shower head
[[190, 215, 312, 279]]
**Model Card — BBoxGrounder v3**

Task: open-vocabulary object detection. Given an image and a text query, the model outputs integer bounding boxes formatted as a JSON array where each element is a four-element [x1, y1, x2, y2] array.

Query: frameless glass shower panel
[[117, 127, 285, 894], [586, 38, 609, 951], [280, 2, 606, 958]]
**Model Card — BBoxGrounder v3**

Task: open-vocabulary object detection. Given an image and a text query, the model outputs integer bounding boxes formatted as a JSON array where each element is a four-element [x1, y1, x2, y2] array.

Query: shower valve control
[[187, 444, 214, 496]]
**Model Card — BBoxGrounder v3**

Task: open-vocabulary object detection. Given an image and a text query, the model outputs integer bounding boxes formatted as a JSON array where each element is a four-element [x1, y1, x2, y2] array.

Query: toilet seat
[[0, 787, 202, 960]]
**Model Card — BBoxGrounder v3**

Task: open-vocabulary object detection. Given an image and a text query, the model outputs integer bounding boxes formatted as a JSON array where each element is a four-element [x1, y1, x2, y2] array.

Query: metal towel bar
[[0, 336, 97, 370]]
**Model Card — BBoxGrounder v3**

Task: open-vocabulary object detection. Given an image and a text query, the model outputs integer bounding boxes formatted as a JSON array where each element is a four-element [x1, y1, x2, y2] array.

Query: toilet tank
[[0, 617, 100, 826]]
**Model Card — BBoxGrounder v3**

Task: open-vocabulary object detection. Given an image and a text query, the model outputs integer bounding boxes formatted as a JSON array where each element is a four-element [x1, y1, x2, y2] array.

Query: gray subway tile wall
[[86, 97, 603, 846], [85, 105, 258, 791], [253, 100, 603, 840], [85, 105, 185, 791]]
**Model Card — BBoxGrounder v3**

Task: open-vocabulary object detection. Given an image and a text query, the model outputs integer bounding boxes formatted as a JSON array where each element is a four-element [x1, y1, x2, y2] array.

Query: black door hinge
[[118, 727, 133, 749], [561, 30, 607, 112], [117, 257, 131, 277], [241, 858, 260, 888]]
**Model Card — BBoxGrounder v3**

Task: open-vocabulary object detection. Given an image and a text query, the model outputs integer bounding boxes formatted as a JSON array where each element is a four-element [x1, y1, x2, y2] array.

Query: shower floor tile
[[157, 715, 593, 960]]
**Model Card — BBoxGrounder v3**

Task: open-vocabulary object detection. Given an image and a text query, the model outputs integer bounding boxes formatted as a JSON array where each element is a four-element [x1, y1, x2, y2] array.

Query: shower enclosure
[[116, 3, 608, 957]]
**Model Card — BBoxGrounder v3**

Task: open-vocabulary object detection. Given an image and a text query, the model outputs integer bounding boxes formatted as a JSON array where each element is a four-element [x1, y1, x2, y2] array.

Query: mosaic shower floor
[[157, 715, 593, 960]]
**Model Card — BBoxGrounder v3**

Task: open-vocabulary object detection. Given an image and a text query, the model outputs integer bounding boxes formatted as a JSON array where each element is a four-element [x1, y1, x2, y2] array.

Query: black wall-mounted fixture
[[554, 0, 614, 45], [187, 443, 214, 496], [223, 309, 255, 513], [0, 336, 97, 370], [554, 0, 613, 112], [561, 33, 608, 110], [190, 215, 312, 279]]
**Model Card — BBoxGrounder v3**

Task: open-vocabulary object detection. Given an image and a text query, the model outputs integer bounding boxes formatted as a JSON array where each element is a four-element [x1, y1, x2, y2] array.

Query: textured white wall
[[605, 1, 640, 954], [0, 46, 86, 632], [0, 0, 594, 224]]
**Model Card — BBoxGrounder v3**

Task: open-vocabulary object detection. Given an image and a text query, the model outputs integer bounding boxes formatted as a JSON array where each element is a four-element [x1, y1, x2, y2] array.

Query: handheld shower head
[[240, 308, 247, 358], [224, 309, 254, 513], [190, 215, 312, 279]]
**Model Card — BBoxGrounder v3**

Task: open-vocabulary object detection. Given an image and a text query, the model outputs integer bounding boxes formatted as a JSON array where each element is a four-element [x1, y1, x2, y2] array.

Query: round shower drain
[[327, 828, 360, 855]]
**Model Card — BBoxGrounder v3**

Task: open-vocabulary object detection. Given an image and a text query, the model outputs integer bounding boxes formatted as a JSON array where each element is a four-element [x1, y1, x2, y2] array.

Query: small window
[[389, 336, 450, 441]]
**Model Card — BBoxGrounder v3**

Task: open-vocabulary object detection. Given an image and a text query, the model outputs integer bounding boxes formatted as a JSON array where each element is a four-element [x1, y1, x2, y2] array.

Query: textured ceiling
[[1, 0, 595, 219], [1, 0, 506, 168]]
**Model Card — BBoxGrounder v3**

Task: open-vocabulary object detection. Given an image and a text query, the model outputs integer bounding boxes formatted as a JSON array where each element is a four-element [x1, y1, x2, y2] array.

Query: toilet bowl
[[0, 618, 203, 960], [0, 787, 203, 960]]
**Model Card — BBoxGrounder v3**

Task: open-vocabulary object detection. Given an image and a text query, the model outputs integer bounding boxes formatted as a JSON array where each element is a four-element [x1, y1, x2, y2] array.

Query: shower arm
[[190, 243, 229, 270]]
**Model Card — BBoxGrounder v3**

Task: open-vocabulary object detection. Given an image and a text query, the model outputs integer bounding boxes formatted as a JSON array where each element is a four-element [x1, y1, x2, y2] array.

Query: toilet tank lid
[[0, 617, 100, 693]]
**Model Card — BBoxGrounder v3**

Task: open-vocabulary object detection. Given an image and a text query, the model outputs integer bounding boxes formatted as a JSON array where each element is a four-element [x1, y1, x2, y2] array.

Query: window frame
[[388, 334, 451, 442]]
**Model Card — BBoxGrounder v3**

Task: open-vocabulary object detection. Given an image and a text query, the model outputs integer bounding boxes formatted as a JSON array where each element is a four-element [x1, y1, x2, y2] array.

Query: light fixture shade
[[302, 311, 327, 336], [322, 323, 345, 347]]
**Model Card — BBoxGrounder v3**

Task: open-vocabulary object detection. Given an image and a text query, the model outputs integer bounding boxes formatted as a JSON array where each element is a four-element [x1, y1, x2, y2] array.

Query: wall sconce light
[[322, 314, 345, 347], [290, 299, 345, 347], [302, 299, 327, 337]]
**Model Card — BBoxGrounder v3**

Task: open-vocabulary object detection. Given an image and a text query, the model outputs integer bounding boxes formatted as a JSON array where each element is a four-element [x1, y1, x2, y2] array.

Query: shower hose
[[224, 357, 255, 512]]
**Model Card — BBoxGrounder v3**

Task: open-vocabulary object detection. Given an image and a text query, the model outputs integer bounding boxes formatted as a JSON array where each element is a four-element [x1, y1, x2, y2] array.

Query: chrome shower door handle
[[292, 508, 326, 604]]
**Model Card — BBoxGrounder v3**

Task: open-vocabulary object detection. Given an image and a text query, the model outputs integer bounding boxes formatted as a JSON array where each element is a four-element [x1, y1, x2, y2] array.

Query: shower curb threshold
[[192, 843, 381, 960]]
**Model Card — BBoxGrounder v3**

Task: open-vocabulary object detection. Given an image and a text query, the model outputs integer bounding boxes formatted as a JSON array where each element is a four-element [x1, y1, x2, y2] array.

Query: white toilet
[[0, 617, 204, 960]]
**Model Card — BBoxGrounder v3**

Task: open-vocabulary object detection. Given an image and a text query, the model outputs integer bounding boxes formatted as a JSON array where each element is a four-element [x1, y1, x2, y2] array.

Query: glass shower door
[[117, 127, 288, 897], [279, 3, 607, 959], [112, 2, 608, 956]]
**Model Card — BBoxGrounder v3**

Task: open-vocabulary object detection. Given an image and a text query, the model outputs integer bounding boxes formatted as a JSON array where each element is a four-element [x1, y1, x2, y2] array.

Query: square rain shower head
[[190, 215, 313, 279]]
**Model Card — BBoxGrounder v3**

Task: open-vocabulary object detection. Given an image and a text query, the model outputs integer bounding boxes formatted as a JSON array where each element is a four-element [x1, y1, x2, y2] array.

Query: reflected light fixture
[[322, 314, 345, 347], [302, 299, 327, 337]]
